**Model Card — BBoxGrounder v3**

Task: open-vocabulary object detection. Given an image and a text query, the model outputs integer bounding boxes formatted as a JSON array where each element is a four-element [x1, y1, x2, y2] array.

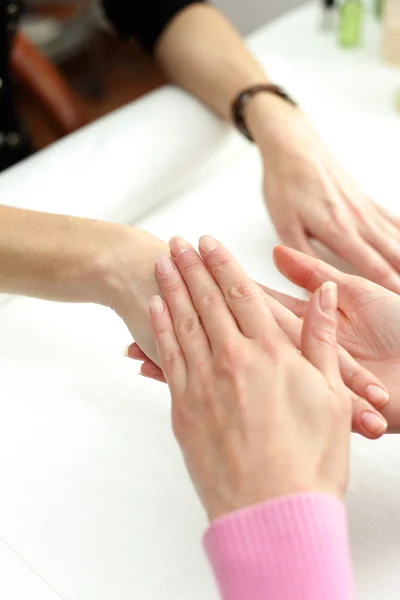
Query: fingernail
[[361, 412, 387, 437], [124, 345, 130, 357], [365, 385, 389, 408], [169, 236, 189, 256], [156, 253, 174, 275], [199, 235, 217, 254], [319, 281, 337, 314], [149, 295, 164, 313]]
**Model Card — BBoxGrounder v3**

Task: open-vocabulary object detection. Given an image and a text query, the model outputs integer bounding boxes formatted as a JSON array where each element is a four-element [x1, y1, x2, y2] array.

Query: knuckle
[[210, 251, 231, 274], [162, 346, 184, 372], [153, 319, 171, 336], [226, 280, 259, 303], [176, 313, 202, 337], [374, 264, 392, 283], [258, 333, 282, 359], [348, 365, 363, 390], [178, 253, 199, 274], [327, 203, 348, 229], [198, 289, 224, 309], [217, 342, 247, 373], [276, 223, 296, 242], [312, 325, 337, 348], [162, 277, 183, 295]]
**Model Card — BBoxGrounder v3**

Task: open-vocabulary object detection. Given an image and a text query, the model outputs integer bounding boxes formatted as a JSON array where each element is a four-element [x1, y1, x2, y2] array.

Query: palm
[[335, 286, 400, 361], [271, 246, 400, 432]]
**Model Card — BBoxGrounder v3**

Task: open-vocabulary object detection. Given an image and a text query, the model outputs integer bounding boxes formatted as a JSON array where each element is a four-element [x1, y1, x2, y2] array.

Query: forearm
[[0, 206, 167, 362], [155, 4, 269, 121], [0, 206, 107, 302]]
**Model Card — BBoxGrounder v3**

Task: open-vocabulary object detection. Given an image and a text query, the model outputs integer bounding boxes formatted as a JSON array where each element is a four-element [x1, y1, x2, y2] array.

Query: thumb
[[273, 245, 346, 295], [301, 281, 340, 387]]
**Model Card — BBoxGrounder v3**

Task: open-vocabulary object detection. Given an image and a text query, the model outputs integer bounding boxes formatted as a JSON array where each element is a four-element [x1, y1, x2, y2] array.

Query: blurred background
[[17, 0, 303, 152]]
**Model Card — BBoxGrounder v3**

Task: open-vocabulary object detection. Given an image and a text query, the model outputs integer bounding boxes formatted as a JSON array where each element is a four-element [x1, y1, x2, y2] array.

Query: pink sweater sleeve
[[204, 493, 355, 600]]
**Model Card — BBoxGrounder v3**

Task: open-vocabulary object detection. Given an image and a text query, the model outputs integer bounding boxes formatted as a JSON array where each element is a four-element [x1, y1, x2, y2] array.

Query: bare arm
[[0, 205, 167, 362], [155, 3, 270, 122]]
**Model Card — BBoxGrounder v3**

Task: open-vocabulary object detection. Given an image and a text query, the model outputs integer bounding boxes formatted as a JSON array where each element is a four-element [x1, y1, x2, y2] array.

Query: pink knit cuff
[[204, 493, 355, 600]]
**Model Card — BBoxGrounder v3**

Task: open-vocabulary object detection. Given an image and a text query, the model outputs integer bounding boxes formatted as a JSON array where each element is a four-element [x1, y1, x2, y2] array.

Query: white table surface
[[1, 3, 400, 599]]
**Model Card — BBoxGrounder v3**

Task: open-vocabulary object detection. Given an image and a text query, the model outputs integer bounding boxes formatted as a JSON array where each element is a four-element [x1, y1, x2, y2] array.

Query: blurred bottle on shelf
[[381, 0, 400, 65], [375, 0, 385, 18], [321, 0, 338, 31], [338, 0, 363, 48]]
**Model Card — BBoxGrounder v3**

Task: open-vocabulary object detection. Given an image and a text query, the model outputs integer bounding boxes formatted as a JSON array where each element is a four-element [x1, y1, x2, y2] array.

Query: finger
[[275, 218, 319, 257], [301, 282, 340, 386], [197, 235, 282, 341], [140, 361, 166, 383], [369, 201, 400, 239], [351, 393, 387, 439], [323, 153, 400, 282], [316, 226, 400, 295], [168, 237, 240, 349], [155, 253, 212, 366], [337, 349, 389, 409], [274, 246, 348, 301], [262, 290, 389, 407], [370, 198, 400, 228], [149, 295, 187, 392], [260, 281, 389, 408], [361, 219, 400, 275], [262, 291, 302, 346], [257, 282, 308, 319], [124, 343, 148, 361], [125, 344, 166, 382]]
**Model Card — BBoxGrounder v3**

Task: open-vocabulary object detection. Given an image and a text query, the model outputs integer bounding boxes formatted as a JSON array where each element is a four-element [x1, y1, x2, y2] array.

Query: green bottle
[[375, 0, 384, 19], [339, 0, 363, 48]]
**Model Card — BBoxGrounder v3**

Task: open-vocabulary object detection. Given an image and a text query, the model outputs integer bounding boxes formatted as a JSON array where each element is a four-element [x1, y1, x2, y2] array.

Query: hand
[[126, 252, 389, 440], [100, 227, 169, 365], [264, 245, 400, 434], [246, 95, 400, 294], [147, 235, 352, 520]]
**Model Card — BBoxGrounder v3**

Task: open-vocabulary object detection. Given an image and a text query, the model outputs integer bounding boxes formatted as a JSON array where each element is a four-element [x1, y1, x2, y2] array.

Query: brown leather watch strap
[[231, 84, 298, 142]]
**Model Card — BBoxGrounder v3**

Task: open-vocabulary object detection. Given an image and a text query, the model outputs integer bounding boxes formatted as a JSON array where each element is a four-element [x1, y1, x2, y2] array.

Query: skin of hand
[[93, 227, 169, 365], [260, 245, 400, 434], [153, 3, 400, 291], [245, 94, 400, 295], [146, 235, 352, 520], [126, 255, 389, 439]]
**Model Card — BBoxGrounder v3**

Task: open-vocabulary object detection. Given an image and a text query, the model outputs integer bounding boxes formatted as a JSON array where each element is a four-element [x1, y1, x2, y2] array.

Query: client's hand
[[147, 236, 352, 519], [262, 246, 400, 434], [127, 242, 389, 439], [104, 228, 169, 364]]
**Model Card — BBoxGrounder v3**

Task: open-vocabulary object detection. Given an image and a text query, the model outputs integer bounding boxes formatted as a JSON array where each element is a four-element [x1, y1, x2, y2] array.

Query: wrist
[[95, 225, 169, 364], [244, 92, 300, 152], [94, 226, 168, 309], [206, 481, 344, 522]]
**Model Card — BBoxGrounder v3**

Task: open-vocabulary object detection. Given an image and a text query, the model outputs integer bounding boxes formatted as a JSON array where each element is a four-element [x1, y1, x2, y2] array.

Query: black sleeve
[[102, 0, 207, 53]]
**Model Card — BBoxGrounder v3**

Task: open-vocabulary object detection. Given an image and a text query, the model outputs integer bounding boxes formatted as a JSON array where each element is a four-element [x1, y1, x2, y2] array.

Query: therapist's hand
[[264, 246, 400, 434], [148, 236, 352, 520], [246, 95, 400, 294]]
